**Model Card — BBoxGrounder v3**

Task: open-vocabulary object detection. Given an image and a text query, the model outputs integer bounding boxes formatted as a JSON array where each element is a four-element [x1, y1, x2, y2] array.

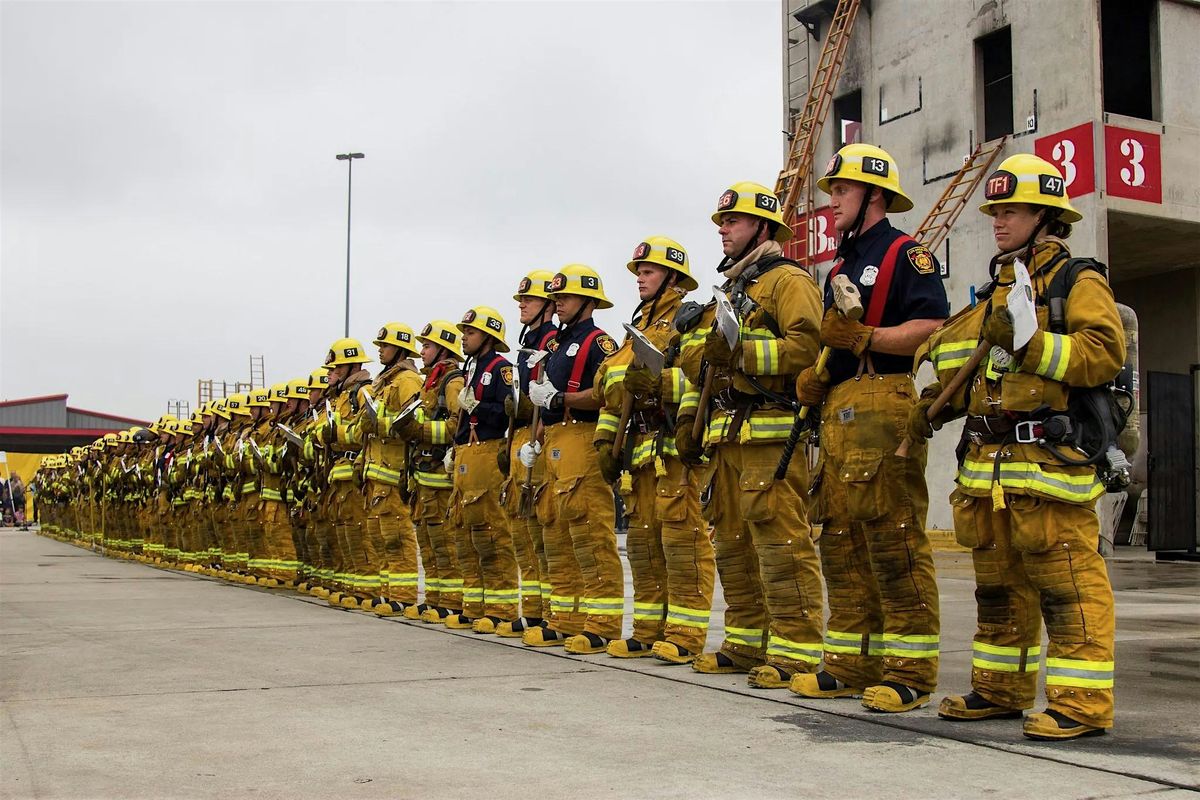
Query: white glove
[[518, 441, 541, 468], [443, 448, 455, 472], [528, 380, 560, 410], [457, 386, 480, 414]]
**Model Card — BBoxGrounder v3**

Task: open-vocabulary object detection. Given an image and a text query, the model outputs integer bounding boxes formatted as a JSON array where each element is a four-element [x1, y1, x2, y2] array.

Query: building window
[[834, 90, 863, 146], [1101, 0, 1158, 120], [977, 27, 1013, 142]]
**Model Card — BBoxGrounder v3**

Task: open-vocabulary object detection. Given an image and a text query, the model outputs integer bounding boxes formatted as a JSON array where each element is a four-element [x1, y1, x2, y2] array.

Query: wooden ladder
[[775, 0, 862, 270], [914, 135, 1007, 249]]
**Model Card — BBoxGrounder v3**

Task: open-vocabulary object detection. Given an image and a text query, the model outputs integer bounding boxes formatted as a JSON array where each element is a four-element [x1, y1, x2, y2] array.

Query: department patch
[[597, 335, 618, 356], [500, 366, 514, 385], [907, 245, 935, 275], [547, 339, 560, 353]]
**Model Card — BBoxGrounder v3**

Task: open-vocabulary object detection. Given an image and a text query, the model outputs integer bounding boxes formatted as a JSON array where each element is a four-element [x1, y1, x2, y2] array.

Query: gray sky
[[1, 0, 784, 422]]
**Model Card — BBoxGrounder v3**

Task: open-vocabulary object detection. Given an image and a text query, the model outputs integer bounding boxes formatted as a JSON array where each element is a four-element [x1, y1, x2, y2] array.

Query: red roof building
[[0, 394, 150, 453]]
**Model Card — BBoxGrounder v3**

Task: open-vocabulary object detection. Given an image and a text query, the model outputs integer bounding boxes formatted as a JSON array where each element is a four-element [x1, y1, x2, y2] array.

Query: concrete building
[[782, 0, 1199, 552]]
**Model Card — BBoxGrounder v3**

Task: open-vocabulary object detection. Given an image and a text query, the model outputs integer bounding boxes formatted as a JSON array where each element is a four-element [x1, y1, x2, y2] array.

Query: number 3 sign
[[1035, 123, 1095, 198], [1103, 125, 1162, 204]]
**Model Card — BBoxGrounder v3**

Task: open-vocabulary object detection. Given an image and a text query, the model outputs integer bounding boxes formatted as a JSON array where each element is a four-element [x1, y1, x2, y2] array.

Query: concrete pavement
[[2, 527, 1198, 799]]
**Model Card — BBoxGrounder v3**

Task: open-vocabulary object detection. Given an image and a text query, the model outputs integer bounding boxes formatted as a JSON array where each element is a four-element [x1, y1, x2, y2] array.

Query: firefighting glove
[[443, 448, 455, 473], [906, 382, 947, 441], [528, 379, 562, 411], [982, 306, 1017, 354], [673, 415, 705, 466], [457, 386, 480, 414], [821, 307, 874, 357], [795, 364, 831, 408], [518, 441, 541, 468], [504, 393, 534, 422], [497, 445, 511, 476], [595, 441, 622, 484], [622, 364, 658, 398], [704, 328, 736, 369]]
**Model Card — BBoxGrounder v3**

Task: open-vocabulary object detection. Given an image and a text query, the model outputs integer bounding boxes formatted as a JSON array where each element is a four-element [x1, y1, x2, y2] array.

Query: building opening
[[977, 27, 1013, 142], [834, 90, 863, 146], [1101, 0, 1157, 120]]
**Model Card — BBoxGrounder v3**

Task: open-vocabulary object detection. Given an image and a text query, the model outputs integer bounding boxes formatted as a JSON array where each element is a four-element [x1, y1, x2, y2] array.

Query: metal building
[[782, 0, 1199, 554], [0, 394, 149, 453]]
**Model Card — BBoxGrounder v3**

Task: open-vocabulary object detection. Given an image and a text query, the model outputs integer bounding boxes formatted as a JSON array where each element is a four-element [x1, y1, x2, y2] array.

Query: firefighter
[[594, 236, 715, 663], [912, 153, 1122, 740], [399, 321, 466, 623], [678, 181, 825, 689], [789, 144, 948, 713], [522, 264, 623, 653], [496, 270, 559, 637], [445, 306, 521, 632], [353, 323, 426, 616]]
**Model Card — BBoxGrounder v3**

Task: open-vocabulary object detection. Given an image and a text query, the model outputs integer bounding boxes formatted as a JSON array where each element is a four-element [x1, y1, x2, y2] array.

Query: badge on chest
[[860, 265, 878, 287]]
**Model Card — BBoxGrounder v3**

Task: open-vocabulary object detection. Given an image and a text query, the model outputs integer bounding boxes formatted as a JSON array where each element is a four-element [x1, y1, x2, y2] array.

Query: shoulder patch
[[597, 335, 618, 356], [907, 245, 936, 275], [500, 366, 514, 385], [547, 338, 560, 353]]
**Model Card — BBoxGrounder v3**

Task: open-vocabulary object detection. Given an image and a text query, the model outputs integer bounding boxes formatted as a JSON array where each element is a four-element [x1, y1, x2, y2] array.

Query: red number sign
[[1103, 125, 1162, 204], [1035, 122, 1095, 198], [783, 206, 838, 265]]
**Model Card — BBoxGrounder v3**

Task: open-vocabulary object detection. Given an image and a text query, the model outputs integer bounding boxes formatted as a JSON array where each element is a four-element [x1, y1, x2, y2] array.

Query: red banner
[[783, 205, 838, 265], [1103, 125, 1162, 204], [1035, 122, 1095, 198]]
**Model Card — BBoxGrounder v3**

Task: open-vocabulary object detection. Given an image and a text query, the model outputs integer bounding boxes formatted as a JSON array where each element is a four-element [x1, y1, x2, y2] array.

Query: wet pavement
[[2, 527, 1197, 799]]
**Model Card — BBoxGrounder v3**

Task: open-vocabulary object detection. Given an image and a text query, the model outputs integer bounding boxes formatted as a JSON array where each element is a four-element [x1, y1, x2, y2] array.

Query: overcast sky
[[1, 0, 785, 422]]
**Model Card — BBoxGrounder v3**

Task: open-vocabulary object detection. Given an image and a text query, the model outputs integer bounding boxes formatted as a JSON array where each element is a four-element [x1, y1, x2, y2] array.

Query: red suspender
[[532, 329, 556, 380], [566, 330, 604, 391], [863, 235, 914, 328], [472, 354, 504, 401]]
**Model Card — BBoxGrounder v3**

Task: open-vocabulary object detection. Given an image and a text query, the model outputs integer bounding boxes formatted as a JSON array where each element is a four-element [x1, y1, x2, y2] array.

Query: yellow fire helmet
[[247, 387, 272, 408], [324, 337, 372, 369], [176, 416, 195, 435], [268, 383, 289, 404], [104, 432, 121, 447], [226, 393, 252, 417], [373, 322, 421, 358], [457, 306, 510, 352], [417, 320, 466, 361], [626, 236, 698, 291], [711, 181, 793, 242], [513, 270, 556, 301], [211, 398, 231, 420], [308, 369, 330, 391], [153, 414, 178, 434], [287, 376, 312, 400], [978, 153, 1082, 223], [817, 144, 914, 213], [547, 264, 613, 309]]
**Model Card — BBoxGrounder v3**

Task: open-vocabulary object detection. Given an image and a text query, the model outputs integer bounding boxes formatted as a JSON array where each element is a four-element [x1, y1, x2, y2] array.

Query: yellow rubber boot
[[938, 692, 1023, 721], [790, 671, 862, 699], [564, 633, 609, 655], [862, 682, 931, 713], [606, 638, 657, 658], [1023, 710, 1106, 741], [691, 652, 751, 675], [651, 642, 697, 665], [522, 627, 571, 647]]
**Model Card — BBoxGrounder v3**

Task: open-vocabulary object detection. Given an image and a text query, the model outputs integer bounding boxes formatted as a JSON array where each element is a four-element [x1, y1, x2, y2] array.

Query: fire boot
[[651, 642, 697, 665], [1023, 710, 1106, 741], [938, 691, 1023, 721], [564, 632, 609, 655], [790, 671, 863, 699], [495, 617, 544, 638], [606, 638, 657, 659], [862, 682, 931, 713]]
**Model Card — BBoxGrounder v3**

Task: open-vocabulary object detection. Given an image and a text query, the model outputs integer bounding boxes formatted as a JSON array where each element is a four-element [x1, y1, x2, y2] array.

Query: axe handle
[[692, 369, 714, 440], [774, 346, 832, 481], [896, 341, 990, 458], [611, 393, 635, 455]]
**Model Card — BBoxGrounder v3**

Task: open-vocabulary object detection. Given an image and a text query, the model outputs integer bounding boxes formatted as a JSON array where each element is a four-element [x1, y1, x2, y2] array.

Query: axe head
[[712, 286, 740, 349], [359, 387, 379, 422], [830, 274, 865, 321], [622, 323, 665, 377]]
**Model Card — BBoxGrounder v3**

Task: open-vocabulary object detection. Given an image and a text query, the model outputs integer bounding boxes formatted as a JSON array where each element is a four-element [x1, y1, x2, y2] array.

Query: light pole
[[335, 152, 365, 337]]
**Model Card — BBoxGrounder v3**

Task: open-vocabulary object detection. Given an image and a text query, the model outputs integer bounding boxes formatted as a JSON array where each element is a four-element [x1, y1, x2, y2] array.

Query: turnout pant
[[453, 439, 521, 620]]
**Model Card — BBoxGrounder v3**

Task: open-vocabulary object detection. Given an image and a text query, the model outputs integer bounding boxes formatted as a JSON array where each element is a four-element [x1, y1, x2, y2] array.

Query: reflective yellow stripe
[[364, 463, 404, 487], [429, 420, 449, 445], [632, 601, 665, 621], [823, 630, 884, 656], [972, 642, 1042, 672], [550, 595, 577, 611], [725, 626, 763, 647], [1045, 657, 1114, 688], [595, 413, 619, 436], [747, 338, 782, 375], [959, 458, 1103, 503], [932, 339, 976, 372], [1032, 331, 1072, 382], [328, 464, 356, 482], [414, 471, 453, 489], [766, 636, 822, 663], [386, 572, 419, 586], [662, 367, 687, 404], [585, 597, 623, 616], [706, 411, 795, 444], [665, 604, 710, 628], [879, 633, 939, 659], [604, 365, 628, 390], [260, 488, 283, 501]]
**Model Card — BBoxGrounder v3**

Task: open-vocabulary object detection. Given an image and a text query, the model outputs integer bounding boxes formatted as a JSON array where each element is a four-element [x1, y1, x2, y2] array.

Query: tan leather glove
[[821, 308, 874, 357]]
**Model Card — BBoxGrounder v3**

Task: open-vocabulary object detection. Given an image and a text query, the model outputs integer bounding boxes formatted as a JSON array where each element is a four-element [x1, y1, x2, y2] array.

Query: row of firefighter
[[33, 145, 1136, 743]]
